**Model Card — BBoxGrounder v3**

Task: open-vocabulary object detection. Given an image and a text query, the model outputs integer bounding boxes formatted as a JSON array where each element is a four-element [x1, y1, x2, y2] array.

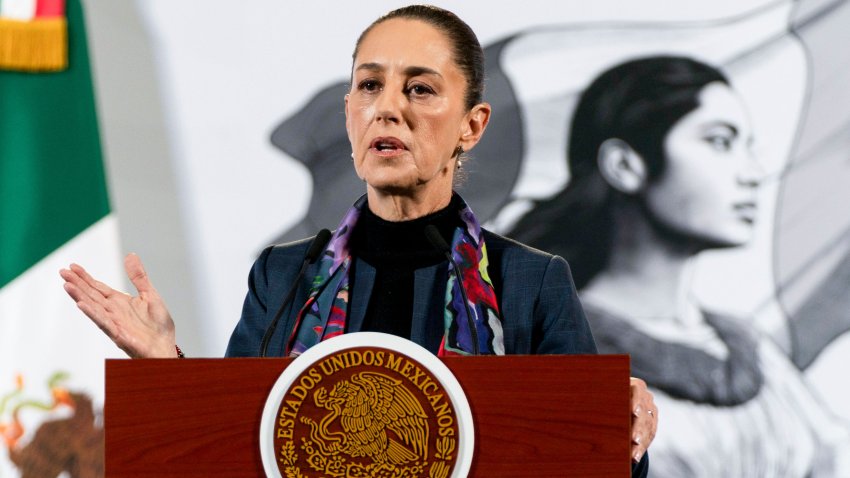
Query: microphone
[[259, 229, 332, 357], [424, 225, 479, 355]]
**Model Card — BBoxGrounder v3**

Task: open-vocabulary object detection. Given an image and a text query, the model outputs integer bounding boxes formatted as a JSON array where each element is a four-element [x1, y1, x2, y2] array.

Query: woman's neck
[[581, 200, 704, 325], [366, 186, 453, 222], [351, 194, 463, 266]]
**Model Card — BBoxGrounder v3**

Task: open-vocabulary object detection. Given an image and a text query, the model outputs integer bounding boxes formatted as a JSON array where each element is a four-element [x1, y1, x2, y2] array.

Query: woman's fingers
[[629, 377, 658, 463], [124, 254, 171, 333], [68, 263, 121, 300], [61, 279, 118, 338], [125, 253, 156, 296], [60, 265, 133, 339], [60, 266, 112, 311], [77, 296, 116, 335]]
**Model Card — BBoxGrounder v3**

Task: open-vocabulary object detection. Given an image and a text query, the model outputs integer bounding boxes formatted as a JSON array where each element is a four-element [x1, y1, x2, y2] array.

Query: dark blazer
[[225, 230, 597, 357], [224, 231, 650, 476]]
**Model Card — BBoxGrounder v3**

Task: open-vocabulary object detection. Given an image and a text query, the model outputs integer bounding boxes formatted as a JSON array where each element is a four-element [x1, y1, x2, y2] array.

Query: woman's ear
[[458, 102, 491, 152], [596, 138, 648, 194], [344, 93, 352, 143]]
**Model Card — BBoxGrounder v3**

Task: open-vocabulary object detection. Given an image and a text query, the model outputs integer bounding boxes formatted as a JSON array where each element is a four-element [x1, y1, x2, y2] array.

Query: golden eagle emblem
[[302, 371, 429, 466], [270, 345, 462, 478]]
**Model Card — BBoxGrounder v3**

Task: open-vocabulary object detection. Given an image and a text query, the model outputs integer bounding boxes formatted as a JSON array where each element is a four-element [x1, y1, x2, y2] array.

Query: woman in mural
[[510, 55, 850, 477]]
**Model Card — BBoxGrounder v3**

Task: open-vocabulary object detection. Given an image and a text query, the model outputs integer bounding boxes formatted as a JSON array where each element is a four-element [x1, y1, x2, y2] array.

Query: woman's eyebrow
[[703, 121, 739, 136], [354, 62, 384, 73], [403, 65, 442, 78], [353, 63, 442, 79]]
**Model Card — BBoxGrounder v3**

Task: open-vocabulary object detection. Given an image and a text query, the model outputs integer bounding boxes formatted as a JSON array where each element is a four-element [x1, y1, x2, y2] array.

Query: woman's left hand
[[630, 377, 658, 463]]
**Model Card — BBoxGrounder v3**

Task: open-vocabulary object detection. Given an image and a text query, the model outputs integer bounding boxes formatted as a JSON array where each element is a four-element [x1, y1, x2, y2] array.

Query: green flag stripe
[[0, 0, 109, 288]]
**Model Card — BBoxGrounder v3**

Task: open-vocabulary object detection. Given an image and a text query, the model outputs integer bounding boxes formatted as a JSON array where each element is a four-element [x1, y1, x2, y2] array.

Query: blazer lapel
[[346, 257, 375, 333], [412, 262, 448, 354]]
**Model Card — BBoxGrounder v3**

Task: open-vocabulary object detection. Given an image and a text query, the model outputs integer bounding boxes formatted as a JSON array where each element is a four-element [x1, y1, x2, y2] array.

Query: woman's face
[[643, 82, 761, 247], [345, 18, 483, 200]]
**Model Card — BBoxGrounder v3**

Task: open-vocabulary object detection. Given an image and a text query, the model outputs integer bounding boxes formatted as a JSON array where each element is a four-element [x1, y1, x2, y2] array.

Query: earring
[[453, 145, 464, 158]]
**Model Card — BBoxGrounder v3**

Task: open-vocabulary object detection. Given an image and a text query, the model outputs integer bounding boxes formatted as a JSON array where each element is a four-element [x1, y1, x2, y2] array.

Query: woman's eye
[[705, 135, 733, 151], [408, 84, 434, 97], [358, 80, 381, 92]]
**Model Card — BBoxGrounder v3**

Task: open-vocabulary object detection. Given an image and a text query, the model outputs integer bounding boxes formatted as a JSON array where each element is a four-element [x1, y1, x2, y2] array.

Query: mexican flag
[[0, 0, 122, 476]]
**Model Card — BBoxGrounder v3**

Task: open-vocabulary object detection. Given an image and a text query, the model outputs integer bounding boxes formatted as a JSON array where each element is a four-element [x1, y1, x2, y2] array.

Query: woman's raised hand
[[59, 253, 177, 358]]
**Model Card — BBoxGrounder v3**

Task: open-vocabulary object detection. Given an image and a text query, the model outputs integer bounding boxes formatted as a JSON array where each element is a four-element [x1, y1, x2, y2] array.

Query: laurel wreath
[[277, 435, 457, 477], [279, 441, 305, 478]]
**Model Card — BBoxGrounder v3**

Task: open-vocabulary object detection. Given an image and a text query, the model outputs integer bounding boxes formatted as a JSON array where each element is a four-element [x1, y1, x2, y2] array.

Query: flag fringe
[[0, 18, 67, 72]]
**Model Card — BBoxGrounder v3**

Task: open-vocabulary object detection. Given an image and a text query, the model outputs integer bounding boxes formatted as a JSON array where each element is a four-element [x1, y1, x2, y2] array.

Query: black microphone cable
[[259, 229, 332, 357], [424, 224, 480, 355]]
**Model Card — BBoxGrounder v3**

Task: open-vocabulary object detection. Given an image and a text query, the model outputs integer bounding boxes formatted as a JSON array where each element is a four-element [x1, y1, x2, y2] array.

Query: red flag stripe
[[35, 0, 64, 18]]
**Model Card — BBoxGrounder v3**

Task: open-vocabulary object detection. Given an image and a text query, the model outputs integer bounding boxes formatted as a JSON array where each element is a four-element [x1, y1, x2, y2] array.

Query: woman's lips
[[733, 201, 758, 223], [369, 136, 407, 156]]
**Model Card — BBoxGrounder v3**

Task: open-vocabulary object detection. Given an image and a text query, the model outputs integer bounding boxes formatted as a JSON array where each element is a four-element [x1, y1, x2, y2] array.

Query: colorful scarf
[[285, 194, 505, 357]]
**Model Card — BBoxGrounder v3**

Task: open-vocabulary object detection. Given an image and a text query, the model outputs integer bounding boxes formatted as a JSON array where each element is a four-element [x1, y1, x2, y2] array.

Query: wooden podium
[[105, 355, 630, 477]]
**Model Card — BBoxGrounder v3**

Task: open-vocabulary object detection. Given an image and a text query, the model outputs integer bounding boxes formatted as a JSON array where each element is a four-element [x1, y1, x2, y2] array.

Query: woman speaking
[[59, 5, 655, 473]]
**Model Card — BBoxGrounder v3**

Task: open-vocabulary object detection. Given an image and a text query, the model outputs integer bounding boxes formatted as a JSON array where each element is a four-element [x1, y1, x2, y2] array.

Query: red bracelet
[[175, 345, 185, 358]]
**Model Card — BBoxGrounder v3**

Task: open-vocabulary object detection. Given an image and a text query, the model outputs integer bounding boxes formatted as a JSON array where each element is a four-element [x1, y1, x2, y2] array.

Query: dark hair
[[352, 5, 485, 110], [509, 56, 729, 288]]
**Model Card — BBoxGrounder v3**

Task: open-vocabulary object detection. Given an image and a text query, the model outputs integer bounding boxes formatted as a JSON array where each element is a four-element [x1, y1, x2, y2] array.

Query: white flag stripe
[[0, 0, 36, 20], [0, 214, 124, 478]]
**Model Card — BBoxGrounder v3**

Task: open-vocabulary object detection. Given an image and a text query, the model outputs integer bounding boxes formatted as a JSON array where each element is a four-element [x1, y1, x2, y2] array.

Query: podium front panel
[[105, 355, 629, 477]]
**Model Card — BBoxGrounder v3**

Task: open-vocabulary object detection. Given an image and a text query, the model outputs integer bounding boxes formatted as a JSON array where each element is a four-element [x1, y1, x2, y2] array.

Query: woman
[[510, 56, 850, 476], [59, 5, 655, 471]]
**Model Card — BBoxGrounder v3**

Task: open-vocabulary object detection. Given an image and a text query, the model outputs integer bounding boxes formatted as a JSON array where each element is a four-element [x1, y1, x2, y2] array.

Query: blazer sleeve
[[532, 255, 598, 354], [225, 245, 274, 357]]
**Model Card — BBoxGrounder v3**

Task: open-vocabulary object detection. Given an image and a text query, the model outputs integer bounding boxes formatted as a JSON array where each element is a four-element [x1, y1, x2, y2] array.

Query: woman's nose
[[737, 153, 765, 188], [374, 88, 403, 124]]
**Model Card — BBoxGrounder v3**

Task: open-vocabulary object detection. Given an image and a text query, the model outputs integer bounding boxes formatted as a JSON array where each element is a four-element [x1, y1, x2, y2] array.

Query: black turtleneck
[[348, 194, 465, 339]]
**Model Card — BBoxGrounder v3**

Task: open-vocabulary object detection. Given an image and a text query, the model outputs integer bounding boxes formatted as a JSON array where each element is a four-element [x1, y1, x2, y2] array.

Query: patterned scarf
[[285, 194, 505, 357]]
